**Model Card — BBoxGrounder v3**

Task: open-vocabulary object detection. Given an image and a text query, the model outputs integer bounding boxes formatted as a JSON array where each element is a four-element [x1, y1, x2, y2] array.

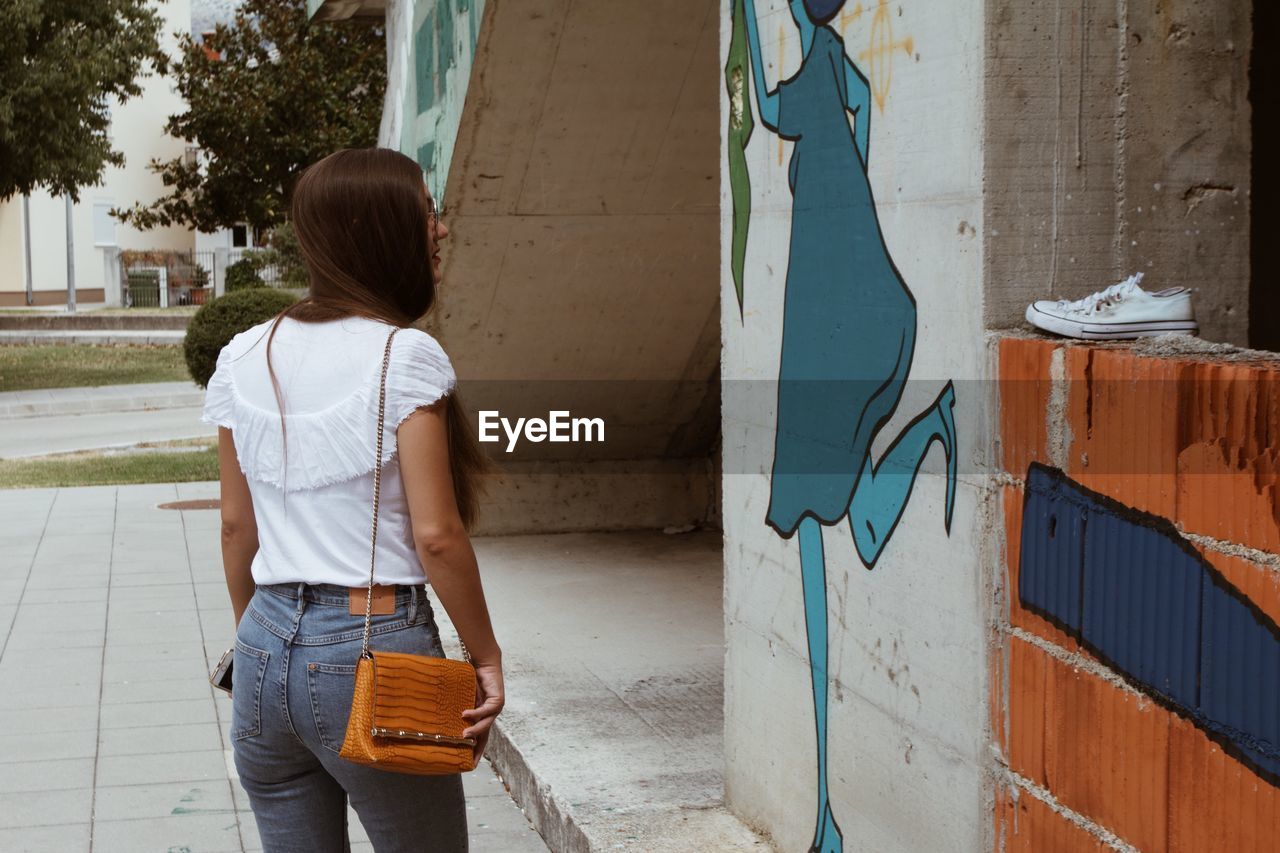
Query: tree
[[0, 0, 168, 201], [114, 0, 386, 233]]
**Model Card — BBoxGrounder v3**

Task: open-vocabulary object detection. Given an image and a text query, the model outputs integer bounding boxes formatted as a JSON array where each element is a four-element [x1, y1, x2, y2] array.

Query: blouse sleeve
[[200, 343, 238, 429], [385, 329, 458, 430]]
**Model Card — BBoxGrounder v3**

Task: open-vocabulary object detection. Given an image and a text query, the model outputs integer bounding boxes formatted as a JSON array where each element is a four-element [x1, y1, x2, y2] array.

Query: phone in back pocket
[[210, 647, 234, 696]]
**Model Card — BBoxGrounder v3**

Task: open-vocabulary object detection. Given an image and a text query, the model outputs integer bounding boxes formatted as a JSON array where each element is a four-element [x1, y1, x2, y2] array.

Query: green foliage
[[184, 287, 298, 387], [257, 221, 309, 288], [113, 0, 386, 232], [0, 0, 168, 201], [225, 258, 266, 292]]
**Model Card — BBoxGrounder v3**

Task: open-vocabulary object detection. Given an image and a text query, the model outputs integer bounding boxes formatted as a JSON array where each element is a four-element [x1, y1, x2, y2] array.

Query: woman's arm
[[742, 0, 780, 132], [218, 428, 258, 627], [844, 54, 872, 164], [397, 399, 504, 748]]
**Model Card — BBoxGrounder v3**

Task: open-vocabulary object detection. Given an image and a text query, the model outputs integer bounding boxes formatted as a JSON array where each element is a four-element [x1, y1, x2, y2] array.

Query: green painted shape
[[417, 141, 437, 173], [469, 0, 479, 52], [415, 11, 437, 114], [437, 0, 456, 76], [725, 0, 755, 319]]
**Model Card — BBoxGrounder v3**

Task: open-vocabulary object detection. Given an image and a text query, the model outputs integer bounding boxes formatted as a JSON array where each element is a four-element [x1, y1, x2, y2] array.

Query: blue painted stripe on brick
[[1018, 463, 1280, 785]]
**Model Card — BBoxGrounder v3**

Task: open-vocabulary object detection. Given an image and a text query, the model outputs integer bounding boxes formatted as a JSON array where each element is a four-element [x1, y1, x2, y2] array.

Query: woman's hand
[[462, 660, 505, 762]]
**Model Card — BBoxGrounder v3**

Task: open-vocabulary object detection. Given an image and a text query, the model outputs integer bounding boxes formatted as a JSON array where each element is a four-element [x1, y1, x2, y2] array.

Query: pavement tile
[[4, 627, 105, 651], [0, 787, 92, 828], [0, 683, 101, 710], [103, 640, 208, 666], [92, 781, 236, 822], [95, 749, 227, 788], [98, 723, 225, 757], [0, 705, 97, 735], [90, 813, 245, 853], [0, 758, 95, 794], [100, 676, 214, 705], [0, 728, 98, 762], [0, 822, 91, 852], [103, 658, 210, 685], [98, 698, 218, 729]]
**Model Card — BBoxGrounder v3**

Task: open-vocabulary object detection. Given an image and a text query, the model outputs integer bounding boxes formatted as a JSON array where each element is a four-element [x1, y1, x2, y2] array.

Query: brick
[[1175, 360, 1280, 554], [1008, 636, 1169, 851], [1066, 346, 1181, 520], [1167, 715, 1280, 853], [995, 782, 1106, 853], [1006, 635, 1049, 786], [999, 337, 1056, 477]]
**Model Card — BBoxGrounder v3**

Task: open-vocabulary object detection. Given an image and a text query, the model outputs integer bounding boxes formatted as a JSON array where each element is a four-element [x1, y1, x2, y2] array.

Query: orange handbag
[[338, 328, 479, 775]]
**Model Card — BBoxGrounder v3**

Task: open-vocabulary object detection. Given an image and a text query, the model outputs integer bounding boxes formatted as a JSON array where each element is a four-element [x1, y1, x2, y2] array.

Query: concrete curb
[[0, 382, 204, 419], [486, 721, 592, 853], [0, 330, 186, 346]]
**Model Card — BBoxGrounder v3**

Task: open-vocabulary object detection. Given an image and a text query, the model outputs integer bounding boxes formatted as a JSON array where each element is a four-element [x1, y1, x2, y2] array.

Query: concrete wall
[[994, 335, 1280, 849], [413, 0, 721, 534], [720, 0, 990, 848], [984, 0, 1252, 346]]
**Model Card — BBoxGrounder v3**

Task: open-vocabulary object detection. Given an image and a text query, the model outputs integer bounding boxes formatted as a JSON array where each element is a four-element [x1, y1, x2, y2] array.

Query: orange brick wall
[[993, 337, 1280, 852]]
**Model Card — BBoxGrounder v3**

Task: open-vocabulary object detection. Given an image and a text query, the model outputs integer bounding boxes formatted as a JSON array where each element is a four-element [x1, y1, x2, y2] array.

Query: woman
[[738, 1, 957, 850], [201, 147, 503, 852]]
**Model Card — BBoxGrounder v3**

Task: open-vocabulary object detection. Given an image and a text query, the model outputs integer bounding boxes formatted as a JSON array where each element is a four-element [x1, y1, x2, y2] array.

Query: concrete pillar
[[983, 0, 1252, 345]]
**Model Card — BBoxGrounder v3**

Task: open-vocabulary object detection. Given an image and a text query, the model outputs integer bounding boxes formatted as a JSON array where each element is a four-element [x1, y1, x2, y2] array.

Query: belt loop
[[295, 582, 307, 617], [407, 584, 419, 622]]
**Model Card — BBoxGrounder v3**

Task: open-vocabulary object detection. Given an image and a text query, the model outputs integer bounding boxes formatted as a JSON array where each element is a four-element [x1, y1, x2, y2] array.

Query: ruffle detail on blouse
[[203, 327, 457, 492], [200, 345, 238, 430]]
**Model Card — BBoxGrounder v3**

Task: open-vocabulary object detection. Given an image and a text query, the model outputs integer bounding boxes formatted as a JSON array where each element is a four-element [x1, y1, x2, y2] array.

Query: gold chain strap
[[361, 328, 400, 660], [358, 327, 472, 666]]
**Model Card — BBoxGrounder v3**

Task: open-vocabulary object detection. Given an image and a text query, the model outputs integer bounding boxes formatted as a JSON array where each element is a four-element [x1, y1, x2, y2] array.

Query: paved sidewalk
[[0, 483, 547, 852]]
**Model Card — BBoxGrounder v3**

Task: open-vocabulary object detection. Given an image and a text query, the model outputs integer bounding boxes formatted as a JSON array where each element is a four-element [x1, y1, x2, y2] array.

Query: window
[[93, 200, 117, 247], [231, 224, 248, 248]]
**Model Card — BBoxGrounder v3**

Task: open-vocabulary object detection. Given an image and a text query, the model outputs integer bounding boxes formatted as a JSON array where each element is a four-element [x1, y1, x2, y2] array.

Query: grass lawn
[[0, 442, 219, 489], [0, 344, 190, 392]]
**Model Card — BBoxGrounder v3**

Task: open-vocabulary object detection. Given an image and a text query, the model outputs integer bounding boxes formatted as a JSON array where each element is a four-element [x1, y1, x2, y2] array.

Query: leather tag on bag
[[349, 586, 395, 615]]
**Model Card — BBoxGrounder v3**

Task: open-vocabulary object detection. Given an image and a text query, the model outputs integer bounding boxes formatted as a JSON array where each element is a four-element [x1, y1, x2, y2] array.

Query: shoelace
[[1056, 272, 1144, 314]]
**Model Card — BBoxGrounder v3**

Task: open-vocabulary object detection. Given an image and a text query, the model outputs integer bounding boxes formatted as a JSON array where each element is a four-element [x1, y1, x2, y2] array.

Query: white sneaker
[[1025, 272, 1198, 340]]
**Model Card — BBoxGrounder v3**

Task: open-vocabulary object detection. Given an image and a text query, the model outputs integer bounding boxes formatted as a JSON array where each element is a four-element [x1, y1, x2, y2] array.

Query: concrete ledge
[[0, 329, 186, 346], [0, 313, 192, 331], [437, 531, 771, 853]]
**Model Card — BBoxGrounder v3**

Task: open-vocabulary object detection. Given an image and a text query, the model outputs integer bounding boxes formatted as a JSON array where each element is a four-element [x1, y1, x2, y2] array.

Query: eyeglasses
[[426, 195, 447, 230]]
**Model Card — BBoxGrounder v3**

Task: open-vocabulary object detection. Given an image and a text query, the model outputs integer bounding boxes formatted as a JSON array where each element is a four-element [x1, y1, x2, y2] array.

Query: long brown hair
[[265, 147, 492, 529]]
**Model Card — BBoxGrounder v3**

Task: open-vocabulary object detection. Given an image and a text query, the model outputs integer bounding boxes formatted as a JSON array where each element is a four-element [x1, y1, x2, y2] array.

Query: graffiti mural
[[1019, 463, 1280, 787], [729, 1, 957, 850]]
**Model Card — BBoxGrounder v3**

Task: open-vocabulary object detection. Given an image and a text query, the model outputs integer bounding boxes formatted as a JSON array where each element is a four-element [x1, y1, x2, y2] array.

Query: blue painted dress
[[765, 26, 917, 537]]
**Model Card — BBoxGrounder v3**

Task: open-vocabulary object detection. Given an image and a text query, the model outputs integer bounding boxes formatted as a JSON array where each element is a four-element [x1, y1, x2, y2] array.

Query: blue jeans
[[232, 582, 468, 852]]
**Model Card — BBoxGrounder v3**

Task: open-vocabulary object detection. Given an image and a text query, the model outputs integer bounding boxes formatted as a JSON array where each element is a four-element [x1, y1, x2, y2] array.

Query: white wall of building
[[0, 0, 194, 305], [720, 0, 991, 848]]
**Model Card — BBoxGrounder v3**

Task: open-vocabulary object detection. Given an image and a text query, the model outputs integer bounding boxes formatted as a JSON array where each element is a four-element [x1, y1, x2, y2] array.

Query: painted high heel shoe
[[935, 380, 958, 534]]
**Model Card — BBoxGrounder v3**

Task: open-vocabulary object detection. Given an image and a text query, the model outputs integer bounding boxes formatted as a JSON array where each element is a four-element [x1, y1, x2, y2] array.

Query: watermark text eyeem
[[478, 410, 605, 452]]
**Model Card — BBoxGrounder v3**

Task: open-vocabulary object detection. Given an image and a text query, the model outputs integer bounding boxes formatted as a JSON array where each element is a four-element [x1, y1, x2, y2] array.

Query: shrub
[[225, 258, 265, 292], [184, 287, 299, 387]]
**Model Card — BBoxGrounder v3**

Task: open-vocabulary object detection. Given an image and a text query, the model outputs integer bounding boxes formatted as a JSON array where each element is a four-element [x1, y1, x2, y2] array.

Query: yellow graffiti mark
[[855, 0, 915, 113], [778, 25, 786, 166], [838, 2, 864, 35]]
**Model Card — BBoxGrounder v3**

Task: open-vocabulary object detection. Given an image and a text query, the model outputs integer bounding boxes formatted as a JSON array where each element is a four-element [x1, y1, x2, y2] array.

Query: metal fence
[[119, 248, 298, 308]]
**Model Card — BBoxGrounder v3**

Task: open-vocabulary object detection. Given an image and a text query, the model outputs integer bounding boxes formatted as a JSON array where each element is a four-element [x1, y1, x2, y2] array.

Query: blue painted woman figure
[[739, 0, 958, 849]]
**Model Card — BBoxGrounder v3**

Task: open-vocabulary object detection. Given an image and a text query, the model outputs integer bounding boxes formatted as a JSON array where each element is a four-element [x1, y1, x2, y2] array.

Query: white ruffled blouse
[[201, 314, 456, 587]]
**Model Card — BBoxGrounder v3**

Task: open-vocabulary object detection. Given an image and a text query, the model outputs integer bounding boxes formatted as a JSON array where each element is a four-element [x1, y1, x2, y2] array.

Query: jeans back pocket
[[231, 640, 270, 741], [306, 662, 359, 754]]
